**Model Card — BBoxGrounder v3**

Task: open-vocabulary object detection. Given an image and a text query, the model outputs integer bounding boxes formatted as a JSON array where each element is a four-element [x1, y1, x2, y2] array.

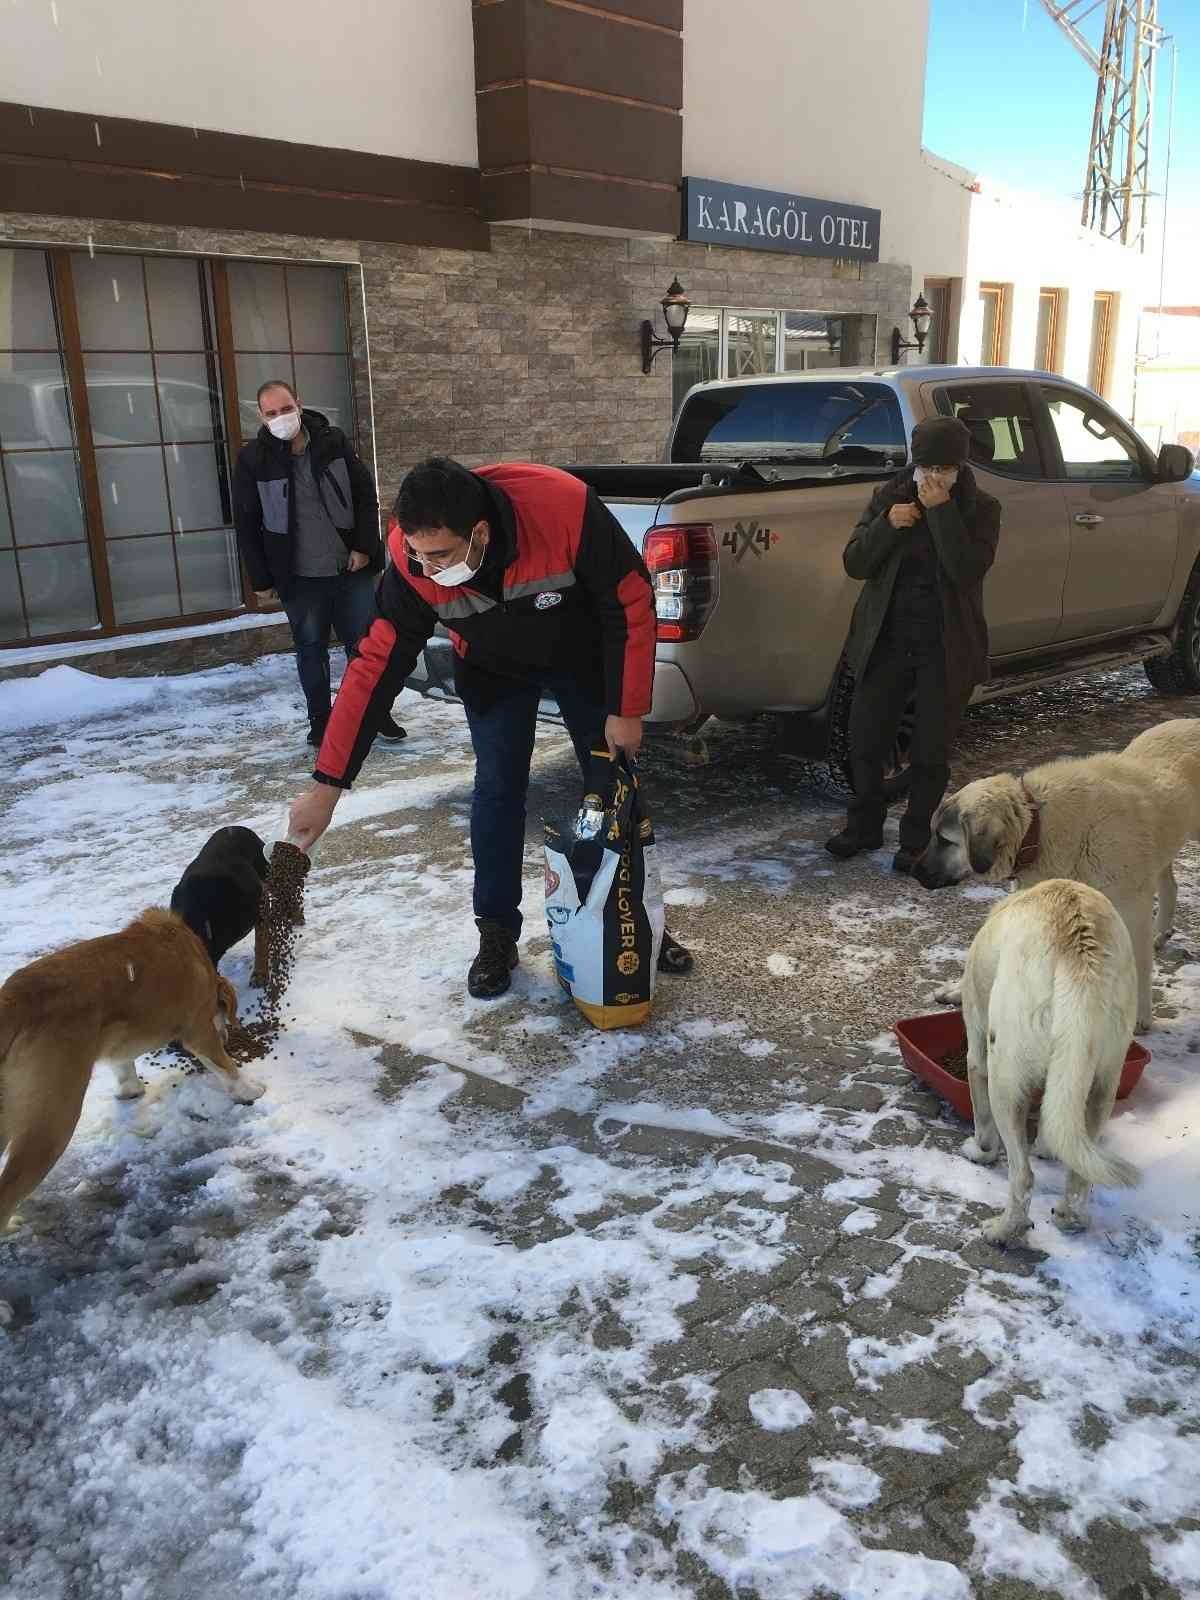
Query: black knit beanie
[[910, 416, 971, 467]]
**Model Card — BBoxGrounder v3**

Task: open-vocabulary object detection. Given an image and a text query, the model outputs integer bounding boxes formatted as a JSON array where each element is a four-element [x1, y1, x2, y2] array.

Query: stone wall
[[2, 209, 912, 510]]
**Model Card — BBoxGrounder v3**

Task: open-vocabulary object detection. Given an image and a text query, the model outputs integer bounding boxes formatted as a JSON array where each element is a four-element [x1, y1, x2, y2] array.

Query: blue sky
[[922, 0, 1200, 300]]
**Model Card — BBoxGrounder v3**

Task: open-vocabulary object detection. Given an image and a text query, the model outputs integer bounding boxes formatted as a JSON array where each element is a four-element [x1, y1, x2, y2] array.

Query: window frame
[[1034, 381, 1153, 484], [929, 378, 1052, 484], [0, 243, 360, 648], [1035, 288, 1066, 375], [1088, 291, 1117, 397], [672, 305, 879, 417], [978, 283, 1011, 366]]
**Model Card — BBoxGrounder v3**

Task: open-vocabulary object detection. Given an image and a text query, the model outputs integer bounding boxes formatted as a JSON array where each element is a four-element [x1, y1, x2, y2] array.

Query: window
[[1035, 289, 1065, 373], [0, 244, 358, 645], [935, 381, 1046, 477], [1088, 292, 1116, 396], [924, 280, 953, 364], [227, 262, 355, 442], [672, 381, 906, 470], [671, 307, 878, 416], [1040, 385, 1145, 482], [979, 283, 1010, 366]]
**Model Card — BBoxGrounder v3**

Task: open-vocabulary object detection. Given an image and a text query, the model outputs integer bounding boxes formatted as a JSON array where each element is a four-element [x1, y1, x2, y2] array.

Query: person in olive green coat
[[826, 416, 1001, 874]]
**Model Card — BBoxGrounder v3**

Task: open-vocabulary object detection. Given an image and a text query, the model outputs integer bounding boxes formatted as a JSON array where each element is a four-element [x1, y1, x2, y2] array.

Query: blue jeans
[[282, 571, 378, 724], [464, 674, 607, 938]]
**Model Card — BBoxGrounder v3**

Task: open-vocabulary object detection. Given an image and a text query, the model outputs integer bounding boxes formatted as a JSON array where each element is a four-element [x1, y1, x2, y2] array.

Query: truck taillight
[[643, 524, 719, 643]]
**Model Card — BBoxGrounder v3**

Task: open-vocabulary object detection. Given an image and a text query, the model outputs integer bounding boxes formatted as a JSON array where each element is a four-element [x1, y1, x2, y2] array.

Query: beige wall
[[949, 182, 1149, 417], [0, 0, 479, 166], [682, 0, 934, 279]]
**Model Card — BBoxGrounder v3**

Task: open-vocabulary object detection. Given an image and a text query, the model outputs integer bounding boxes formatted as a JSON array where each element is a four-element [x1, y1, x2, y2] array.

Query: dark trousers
[[464, 674, 607, 938], [281, 571, 378, 725], [847, 615, 963, 853]]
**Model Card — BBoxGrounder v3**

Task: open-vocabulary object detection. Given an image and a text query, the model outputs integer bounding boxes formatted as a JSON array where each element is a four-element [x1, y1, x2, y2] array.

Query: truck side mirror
[[1156, 443, 1195, 484]]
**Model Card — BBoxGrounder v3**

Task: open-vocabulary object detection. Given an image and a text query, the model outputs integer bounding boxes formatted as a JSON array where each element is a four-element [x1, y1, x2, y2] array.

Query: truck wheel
[[798, 655, 915, 801], [1145, 566, 1200, 695]]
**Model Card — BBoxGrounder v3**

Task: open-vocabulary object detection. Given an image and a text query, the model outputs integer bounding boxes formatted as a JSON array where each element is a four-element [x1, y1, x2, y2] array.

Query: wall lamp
[[641, 277, 691, 373], [891, 294, 933, 364]]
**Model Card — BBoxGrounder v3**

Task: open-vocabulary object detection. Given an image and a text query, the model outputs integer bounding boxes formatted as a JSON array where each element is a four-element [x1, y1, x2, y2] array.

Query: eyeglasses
[[404, 531, 474, 572]]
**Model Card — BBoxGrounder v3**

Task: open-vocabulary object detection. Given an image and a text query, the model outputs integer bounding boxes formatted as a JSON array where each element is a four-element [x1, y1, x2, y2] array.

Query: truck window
[[934, 382, 1046, 478], [1039, 386, 1146, 482], [671, 382, 906, 470]]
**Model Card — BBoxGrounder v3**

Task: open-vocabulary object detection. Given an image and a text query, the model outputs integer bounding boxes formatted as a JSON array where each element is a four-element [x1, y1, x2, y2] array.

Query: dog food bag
[[544, 752, 665, 1030]]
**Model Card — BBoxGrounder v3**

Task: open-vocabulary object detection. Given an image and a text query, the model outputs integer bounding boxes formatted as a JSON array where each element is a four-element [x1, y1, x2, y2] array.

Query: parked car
[[406, 365, 1199, 793]]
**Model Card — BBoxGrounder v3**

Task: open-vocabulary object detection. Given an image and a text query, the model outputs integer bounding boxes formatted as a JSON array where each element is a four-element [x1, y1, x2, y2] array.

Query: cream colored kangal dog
[[916, 718, 1200, 1031], [961, 879, 1139, 1244]]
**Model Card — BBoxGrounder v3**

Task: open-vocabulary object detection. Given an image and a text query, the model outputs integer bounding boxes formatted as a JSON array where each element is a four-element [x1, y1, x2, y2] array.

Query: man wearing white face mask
[[233, 378, 406, 748], [285, 454, 694, 999], [826, 415, 1001, 873]]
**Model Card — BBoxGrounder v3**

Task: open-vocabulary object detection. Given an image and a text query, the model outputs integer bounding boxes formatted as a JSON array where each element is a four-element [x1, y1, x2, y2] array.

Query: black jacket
[[843, 465, 1001, 704], [314, 463, 655, 789], [233, 409, 382, 598]]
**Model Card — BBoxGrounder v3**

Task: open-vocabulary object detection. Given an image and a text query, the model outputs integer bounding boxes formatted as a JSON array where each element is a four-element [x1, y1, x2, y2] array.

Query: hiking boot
[[377, 713, 407, 742], [658, 930, 694, 975], [468, 919, 519, 999], [824, 827, 883, 861], [306, 714, 329, 749], [892, 847, 921, 876]]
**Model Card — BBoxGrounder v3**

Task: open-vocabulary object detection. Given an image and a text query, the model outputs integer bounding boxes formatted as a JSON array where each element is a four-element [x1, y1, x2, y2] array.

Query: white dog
[[916, 718, 1200, 1031], [960, 879, 1140, 1244]]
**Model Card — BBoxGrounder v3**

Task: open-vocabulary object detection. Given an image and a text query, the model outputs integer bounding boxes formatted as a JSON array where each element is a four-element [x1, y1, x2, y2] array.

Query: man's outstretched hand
[[288, 782, 341, 853], [605, 714, 644, 761]]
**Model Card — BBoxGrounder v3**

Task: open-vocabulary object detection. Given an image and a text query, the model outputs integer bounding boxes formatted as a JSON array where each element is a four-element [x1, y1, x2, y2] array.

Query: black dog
[[171, 826, 269, 968]]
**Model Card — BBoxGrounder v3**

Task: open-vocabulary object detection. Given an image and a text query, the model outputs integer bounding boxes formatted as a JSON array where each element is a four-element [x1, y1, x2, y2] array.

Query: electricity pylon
[[1039, 0, 1164, 249]]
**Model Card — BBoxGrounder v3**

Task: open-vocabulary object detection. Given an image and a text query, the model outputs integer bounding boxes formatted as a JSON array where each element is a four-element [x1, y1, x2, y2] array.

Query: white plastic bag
[[544, 754, 664, 1030]]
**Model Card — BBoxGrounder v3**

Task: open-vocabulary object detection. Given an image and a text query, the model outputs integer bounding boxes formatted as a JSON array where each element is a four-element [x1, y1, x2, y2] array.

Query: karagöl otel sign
[[681, 177, 881, 263]]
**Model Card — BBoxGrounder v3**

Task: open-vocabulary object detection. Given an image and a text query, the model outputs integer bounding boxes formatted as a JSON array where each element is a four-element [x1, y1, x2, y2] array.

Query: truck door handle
[[1074, 512, 1105, 526]]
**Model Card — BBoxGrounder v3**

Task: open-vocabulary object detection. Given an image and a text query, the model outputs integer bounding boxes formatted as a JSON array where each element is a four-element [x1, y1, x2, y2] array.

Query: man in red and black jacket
[[288, 456, 692, 997]]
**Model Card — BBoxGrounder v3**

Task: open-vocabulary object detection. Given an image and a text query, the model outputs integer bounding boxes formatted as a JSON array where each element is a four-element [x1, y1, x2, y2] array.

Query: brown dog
[[0, 909, 264, 1234]]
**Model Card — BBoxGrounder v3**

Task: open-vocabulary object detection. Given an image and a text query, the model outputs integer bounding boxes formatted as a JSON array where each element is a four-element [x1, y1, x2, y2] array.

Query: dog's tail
[[1038, 979, 1140, 1191]]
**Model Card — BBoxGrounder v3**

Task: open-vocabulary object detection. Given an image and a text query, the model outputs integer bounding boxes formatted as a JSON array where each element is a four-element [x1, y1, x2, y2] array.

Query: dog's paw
[[1155, 928, 1174, 953], [935, 982, 963, 1008], [1136, 1015, 1154, 1035], [981, 1213, 1032, 1247], [1052, 1205, 1088, 1234], [250, 969, 267, 989], [114, 1079, 146, 1101], [230, 1076, 266, 1104], [962, 1136, 999, 1166]]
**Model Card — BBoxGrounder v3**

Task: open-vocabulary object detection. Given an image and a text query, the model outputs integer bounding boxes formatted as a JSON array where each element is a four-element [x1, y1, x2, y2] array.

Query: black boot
[[377, 712, 407, 742], [892, 847, 921, 875], [658, 930, 693, 975], [468, 919, 519, 998], [306, 714, 329, 749]]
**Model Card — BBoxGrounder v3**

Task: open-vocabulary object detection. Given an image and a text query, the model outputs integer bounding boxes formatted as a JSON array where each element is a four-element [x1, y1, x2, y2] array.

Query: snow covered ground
[[1, 658, 1199, 1600]]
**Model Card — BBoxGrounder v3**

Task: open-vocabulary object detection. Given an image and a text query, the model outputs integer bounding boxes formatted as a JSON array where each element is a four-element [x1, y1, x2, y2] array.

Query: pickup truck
[[407, 365, 1199, 794]]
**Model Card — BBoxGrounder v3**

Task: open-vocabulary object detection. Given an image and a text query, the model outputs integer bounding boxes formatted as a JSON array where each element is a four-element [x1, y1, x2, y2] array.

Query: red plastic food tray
[[894, 1010, 1150, 1122]]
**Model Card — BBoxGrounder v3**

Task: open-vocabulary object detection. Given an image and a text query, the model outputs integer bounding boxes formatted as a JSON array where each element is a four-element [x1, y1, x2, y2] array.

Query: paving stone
[[770, 1278, 844, 1327], [713, 1357, 799, 1425], [867, 1361, 963, 1420], [961, 1238, 1050, 1276], [826, 1236, 905, 1275], [818, 1085, 887, 1113], [839, 1208, 906, 1240], [787, 1326, 855, 1393], [675, 1256, 809, 1329], [902, 1221, 968, 1253], [844, 1300, 935, 1341], [1067, 1518, 1184, 1600], [891, 1256, 971, 1316], [717, 1423, 824, 1487], [714, 1139, 843, 1190]]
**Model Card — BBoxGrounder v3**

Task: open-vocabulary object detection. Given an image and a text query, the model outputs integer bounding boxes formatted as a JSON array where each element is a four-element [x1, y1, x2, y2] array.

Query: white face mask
[[266, 410, 302, 442], [427, 529, 482, 588], [914, 464, 959, 492]]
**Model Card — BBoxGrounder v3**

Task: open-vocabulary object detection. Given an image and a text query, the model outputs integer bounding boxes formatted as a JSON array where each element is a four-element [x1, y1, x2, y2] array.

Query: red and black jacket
[[313, 463, 655, 789]]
